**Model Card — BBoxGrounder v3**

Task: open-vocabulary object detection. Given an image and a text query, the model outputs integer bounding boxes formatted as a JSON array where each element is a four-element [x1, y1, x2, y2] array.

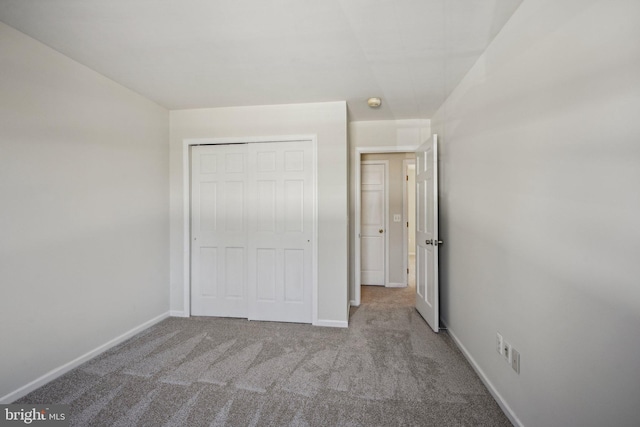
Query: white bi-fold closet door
[[191, 140, 314, 324]]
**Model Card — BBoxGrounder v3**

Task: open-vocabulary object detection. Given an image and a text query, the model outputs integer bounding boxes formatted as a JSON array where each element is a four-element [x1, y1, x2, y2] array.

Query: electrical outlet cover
[[496, 333, 504, 355], [511, 348, 520, 374]]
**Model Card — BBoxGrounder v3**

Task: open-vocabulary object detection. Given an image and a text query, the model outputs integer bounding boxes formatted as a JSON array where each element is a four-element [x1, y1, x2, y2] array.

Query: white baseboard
[[314, 319, 348, 328], [0, 311, 170, 404], [386, 282, 407, 288], [170, 310, 188, 317], [443, 320, 524, 427], [350, 299, 359, 307]]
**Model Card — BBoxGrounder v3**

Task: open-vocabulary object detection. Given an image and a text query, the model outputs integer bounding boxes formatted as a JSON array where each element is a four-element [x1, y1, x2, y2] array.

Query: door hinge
[[407, 221, 409, 227], [407, 268, 409, 274], [406, 175, 408, 181]]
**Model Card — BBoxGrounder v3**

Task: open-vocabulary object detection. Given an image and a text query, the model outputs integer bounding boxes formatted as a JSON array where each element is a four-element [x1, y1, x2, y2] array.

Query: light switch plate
[[393, 214, 401, 222]]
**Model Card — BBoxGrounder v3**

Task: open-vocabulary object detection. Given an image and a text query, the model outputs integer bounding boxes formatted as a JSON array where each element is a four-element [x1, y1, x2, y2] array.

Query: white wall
[[169, 102, 348, 324], [431, 1, 640, 426], [0, 23, 170, 401], [349, 120, 430, 302]]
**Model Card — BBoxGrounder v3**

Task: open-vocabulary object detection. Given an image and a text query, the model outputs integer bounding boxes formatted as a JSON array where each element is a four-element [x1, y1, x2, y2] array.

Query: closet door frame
[[181, 135, 318, 324]]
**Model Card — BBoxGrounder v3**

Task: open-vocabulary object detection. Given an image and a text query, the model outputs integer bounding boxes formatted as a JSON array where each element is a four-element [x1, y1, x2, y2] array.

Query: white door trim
[[402, 159, 416, 287], [360, 160, 389, 287], [181, 135, 318, 325], [353, 145, 419, 307]]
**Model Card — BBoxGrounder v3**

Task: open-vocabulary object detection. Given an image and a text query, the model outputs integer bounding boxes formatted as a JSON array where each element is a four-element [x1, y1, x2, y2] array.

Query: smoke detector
[[367, 97, 382, 108]]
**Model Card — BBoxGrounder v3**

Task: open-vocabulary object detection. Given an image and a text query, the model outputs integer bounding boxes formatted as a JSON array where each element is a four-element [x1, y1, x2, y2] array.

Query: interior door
[[191, 144, 248, 317], [415, 135, 439, 332], [247, 140, 314, 323], [360, 162, 386, 286]]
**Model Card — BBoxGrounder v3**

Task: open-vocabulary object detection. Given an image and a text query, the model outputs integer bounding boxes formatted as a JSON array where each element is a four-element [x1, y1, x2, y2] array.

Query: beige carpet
[[16, 282, 511, 426]]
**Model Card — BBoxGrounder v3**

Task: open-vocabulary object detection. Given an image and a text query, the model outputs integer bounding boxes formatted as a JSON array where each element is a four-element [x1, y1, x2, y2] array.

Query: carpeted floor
[[16, 281, 511, 426]]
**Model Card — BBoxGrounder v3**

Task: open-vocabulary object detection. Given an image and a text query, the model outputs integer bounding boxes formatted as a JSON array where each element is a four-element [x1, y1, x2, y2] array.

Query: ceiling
[[0, 0, 522, 121]]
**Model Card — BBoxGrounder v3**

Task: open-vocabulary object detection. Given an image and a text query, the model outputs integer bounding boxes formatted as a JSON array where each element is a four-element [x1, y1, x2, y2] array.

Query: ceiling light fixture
[[367, 97, 382, 108]]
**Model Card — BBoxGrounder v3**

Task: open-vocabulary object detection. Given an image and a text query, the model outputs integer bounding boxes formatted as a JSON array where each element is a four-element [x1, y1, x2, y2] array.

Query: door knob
[[435, 240, 444, 246], [379, 229, 384, 233], [426, 239, 432, 245]]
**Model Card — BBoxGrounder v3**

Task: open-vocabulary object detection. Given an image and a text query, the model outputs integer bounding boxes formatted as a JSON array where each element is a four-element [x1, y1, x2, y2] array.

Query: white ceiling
[[0, 0, 522, 121]]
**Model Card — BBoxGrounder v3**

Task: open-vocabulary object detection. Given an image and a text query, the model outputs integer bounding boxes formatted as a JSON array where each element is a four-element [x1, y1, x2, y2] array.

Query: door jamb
[[181, 135, 319, 324], [353, 146, 419, 307], [402, 159, 416, 287]]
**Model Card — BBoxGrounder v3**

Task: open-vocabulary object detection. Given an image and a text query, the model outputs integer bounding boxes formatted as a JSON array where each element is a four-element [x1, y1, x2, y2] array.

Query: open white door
[[415, 135, 440, 332]]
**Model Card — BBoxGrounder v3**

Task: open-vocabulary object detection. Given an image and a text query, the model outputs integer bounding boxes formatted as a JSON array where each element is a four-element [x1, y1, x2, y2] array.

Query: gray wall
[[407, 164, 415, 255], [431, 0, 640, 426], [0, 23, 170, 400], [169, 102, 349, 324], [362, 153, 415, 285]]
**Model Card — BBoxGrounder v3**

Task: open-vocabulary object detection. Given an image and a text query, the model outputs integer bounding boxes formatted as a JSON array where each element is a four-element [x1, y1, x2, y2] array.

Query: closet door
[[191, 144, 247, 317], [248, 141, 314, 323], [360, 162, 387, 286]]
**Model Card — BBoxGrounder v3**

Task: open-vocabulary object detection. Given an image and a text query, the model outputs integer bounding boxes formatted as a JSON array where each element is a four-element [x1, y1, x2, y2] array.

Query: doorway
[[355, 149, 416, 306]]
